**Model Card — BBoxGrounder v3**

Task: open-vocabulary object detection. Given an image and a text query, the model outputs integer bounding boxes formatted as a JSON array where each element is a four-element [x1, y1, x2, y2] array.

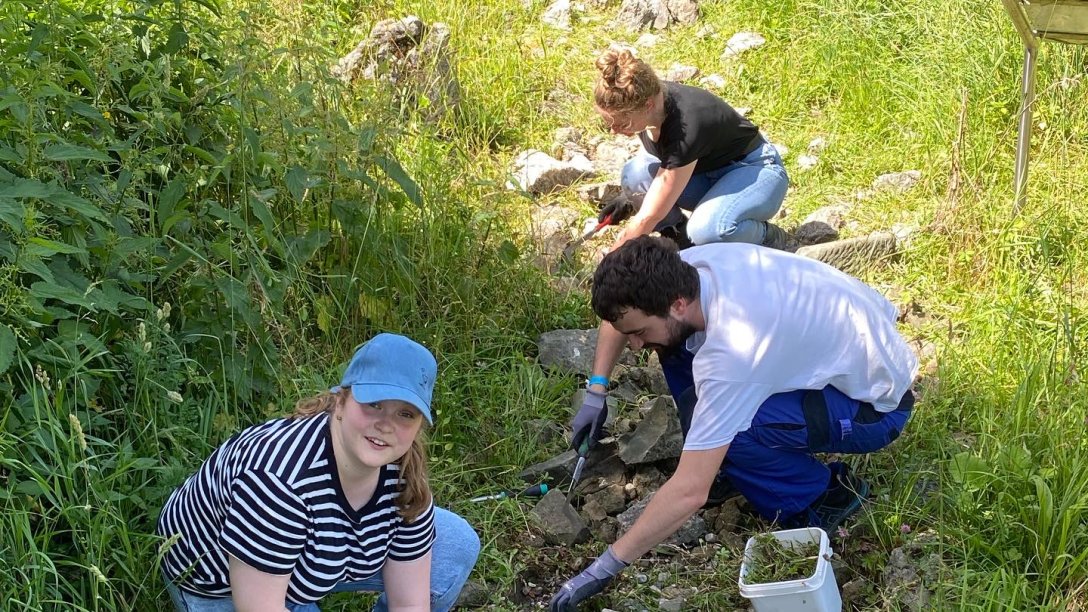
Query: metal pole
[[1013, 45, 1036, 212], [1000, 0, 1039, 212]]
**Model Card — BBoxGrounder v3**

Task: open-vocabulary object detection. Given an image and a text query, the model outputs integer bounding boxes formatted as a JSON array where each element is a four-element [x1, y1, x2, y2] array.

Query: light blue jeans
[[163, 508, 480, 612], [621, 140, 789, 245]]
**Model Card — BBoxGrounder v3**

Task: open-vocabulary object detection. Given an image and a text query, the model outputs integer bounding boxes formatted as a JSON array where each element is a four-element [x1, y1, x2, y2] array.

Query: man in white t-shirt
[[551, 236, 918, 611]]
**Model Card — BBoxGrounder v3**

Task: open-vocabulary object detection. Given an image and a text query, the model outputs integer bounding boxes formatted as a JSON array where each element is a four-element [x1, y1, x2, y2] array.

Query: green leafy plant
[[743, 533, 821, 585]]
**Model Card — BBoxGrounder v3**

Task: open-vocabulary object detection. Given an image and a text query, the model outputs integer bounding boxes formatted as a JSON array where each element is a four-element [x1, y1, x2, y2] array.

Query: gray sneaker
[[761, 222, 799, 252], [796, 232, 898, 275]]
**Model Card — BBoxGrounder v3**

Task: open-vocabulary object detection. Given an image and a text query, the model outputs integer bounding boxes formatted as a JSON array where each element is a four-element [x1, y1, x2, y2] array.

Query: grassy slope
[[2, 0, 1085, 609], [334, 0, 1088, 608]]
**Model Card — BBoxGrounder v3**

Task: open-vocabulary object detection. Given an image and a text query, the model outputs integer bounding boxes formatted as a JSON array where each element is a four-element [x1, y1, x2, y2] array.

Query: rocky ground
[[338, 5, 945, 610], [451, 329, 940, 610]]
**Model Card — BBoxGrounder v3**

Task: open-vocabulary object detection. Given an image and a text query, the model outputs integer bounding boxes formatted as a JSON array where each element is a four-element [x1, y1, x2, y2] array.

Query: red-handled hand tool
[[562, 213, 614, 259]]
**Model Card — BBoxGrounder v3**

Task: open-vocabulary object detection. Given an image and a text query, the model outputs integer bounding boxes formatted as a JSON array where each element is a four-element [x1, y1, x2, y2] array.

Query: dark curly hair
[[591, 236, 700, 322]]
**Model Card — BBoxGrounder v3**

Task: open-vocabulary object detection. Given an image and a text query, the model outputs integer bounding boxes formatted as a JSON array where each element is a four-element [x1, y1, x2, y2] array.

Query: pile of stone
[[523, 329, 747, 556], [332, 16, 460, 122]]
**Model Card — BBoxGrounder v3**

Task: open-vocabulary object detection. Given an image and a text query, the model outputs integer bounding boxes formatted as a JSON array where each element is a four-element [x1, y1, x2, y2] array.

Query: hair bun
[[593, 47, 660, 113]]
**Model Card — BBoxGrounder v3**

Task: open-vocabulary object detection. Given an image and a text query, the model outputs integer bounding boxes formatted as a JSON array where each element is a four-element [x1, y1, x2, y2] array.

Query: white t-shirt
[[680, 244, 918, 451]]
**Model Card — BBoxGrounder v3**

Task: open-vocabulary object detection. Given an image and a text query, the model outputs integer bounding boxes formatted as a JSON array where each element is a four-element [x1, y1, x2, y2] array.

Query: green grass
[[1, 0, 1086, 609]]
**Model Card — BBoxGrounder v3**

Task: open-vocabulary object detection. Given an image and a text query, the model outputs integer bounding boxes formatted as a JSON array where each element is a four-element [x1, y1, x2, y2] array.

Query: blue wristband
[[588, 375, 609, 388]]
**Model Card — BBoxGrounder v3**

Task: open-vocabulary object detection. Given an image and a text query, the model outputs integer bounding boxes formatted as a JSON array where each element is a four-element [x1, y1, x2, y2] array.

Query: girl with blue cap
[[157, 333, 479, 611]]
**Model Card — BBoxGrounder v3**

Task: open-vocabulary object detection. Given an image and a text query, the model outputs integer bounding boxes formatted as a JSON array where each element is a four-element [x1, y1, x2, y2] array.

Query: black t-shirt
[[639, 82, 760, 173]]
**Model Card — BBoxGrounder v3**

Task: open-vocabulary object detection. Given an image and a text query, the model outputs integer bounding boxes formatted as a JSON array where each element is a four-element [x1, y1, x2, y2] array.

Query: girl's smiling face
[[333, 394, 423, 472]]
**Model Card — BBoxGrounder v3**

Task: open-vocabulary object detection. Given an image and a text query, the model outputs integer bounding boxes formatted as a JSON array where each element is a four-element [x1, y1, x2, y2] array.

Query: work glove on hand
[[550, 546, 628, 612], [570, 389, 607, 452], [598, 195, 637, 225]]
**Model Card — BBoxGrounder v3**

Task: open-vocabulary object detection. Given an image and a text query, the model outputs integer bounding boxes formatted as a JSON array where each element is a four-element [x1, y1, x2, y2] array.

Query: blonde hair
[[292, 390, 432, 523], [594, 47, 661, 114]]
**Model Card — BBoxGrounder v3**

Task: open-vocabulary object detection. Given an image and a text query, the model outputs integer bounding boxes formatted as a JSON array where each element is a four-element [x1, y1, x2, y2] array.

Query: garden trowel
[[561, 212, 614, 259]]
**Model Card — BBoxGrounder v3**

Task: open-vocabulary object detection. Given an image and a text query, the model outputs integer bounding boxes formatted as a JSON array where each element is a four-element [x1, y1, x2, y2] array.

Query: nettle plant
[[0, 0, 424, 606]]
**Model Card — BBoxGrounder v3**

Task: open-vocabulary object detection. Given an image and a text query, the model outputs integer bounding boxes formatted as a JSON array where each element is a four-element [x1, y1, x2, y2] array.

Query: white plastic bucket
[[738, 527, 841, 612]]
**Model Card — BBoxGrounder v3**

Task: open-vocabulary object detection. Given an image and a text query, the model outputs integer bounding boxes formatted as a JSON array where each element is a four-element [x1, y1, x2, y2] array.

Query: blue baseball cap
[[335, 333, 437, 424]]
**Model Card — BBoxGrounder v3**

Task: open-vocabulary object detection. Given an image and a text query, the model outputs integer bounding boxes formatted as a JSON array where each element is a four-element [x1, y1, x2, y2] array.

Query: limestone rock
[[615, 365, 670, 396], [531, 490, 590, 545], [666, 0, 699, 25], [841, 577, 871, 607], [518, 449, 578, 484], [578, 444, 627, 489], [529, 203, 581, 264], [333, 17, 460, 122], [525, 418, 567, 447], [664, 63, 699, 82], [590, 134, 642, 177], [619, 396, 683, 464], [542, 0, 573, 29], [872, 170, 922, 194], [698, 74, 725, 89], [796, 232, 899, 275], [658, 597, 685, 612], [882, 546, 934, 611], [576, 181, 623, 205], [582, 484, 628, 520], [630, 465, 667, 496], [554, 126, 582, 145], [706, 496, 742, 535], [617, 492, 706, 546], [796, 154, 819, 172], [794, 205, 848, 245], [509, 150, 596, 194], [537, 328, 599, 374], [454, 580, 490, 607], [722, 31, 766, 59], [615, 0, 699, 31]]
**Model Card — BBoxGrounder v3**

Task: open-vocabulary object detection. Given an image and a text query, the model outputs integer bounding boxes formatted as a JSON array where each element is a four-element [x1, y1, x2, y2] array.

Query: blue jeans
[[163, 508, 480, 612], [660, 347, 913, 522], [620, 140, 789, 245]]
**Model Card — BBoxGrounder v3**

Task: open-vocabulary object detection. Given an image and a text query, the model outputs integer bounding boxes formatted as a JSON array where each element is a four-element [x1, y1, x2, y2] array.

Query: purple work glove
[[549, 546, 628, 611], [570, 389, 607, 452]]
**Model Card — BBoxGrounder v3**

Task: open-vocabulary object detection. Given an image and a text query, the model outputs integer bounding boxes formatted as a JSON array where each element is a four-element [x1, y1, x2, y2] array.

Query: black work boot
[[659, 220, 694, 250], [784, 462, 870, 532], [702, 476, 742, 509], [760, 222, 799, 252]]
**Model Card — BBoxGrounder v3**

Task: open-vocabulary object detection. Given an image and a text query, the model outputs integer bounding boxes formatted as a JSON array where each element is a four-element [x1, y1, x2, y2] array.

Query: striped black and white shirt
[[156, 413, 435, 603]]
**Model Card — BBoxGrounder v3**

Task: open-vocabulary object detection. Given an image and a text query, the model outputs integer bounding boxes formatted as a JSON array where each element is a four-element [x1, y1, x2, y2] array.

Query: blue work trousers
[[659, 347, 913, 521]]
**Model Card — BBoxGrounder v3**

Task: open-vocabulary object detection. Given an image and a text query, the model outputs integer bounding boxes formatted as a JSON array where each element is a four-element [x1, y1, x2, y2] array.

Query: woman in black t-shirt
[[593, 48, 791, 252]]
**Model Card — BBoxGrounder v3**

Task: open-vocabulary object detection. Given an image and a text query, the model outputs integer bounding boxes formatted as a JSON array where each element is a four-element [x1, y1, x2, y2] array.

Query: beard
[[644, 317, 697, 352]]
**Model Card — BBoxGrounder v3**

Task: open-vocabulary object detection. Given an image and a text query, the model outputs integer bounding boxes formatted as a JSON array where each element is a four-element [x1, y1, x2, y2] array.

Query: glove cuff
[[584, 389, 607, 409], [590, 546, 629, 578]]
